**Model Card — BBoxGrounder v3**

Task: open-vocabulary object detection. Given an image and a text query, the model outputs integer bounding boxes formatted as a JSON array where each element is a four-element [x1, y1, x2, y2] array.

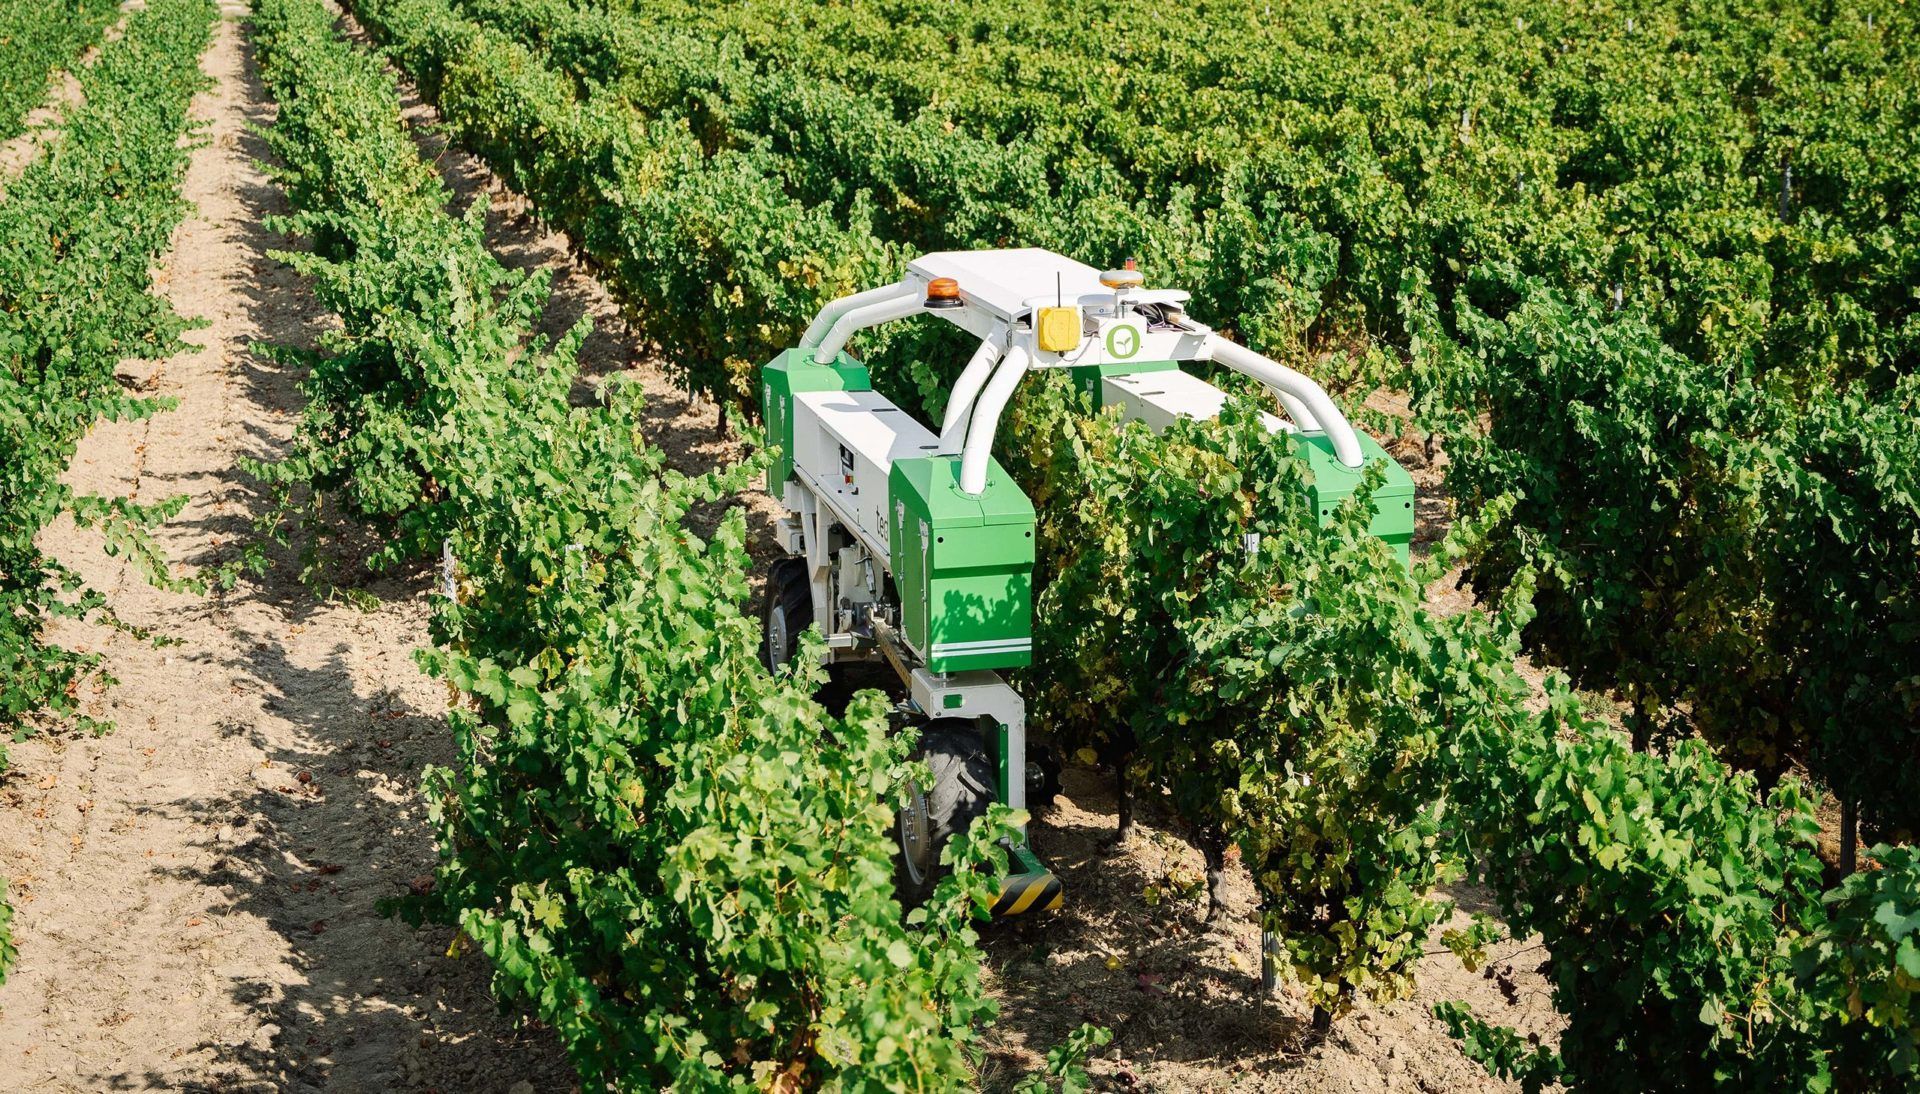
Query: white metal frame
[[796, 248, 1364, 496], [779, 249, 1370, 844]]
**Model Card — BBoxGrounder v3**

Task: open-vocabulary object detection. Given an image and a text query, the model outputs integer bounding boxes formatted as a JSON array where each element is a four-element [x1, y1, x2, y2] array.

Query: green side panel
[[759, 348, 871, 490], [994, 719, 1011, 804], [1297, 431, 1417, 566], [888, 455, 1035, 672], [1068, 359, 1178, 406]]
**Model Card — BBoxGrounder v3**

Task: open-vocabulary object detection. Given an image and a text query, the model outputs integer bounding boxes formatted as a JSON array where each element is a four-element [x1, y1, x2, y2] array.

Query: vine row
[[0, 0, 120, 142], [459, 0, 1920, 845], [0, 0, 215, 984], [333, 0, 1920, 1084], [247, 0, 1013, 1085]]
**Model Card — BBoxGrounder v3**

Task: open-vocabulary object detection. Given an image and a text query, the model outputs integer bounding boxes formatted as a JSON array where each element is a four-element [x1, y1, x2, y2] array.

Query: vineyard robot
[[758, 249, 1413, 915]]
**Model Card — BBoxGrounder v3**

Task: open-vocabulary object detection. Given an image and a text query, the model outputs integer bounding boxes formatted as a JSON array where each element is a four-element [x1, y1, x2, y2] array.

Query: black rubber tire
[[760, 556, 811, 674], [895, 721, 994, 909], [1027, 742, 1063, 812]]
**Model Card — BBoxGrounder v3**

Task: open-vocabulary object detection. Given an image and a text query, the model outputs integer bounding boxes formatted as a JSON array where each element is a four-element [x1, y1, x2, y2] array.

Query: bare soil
[[0, 5, 1563, 1092], [0, 12, 572, 1090], [977, 774, 1561, 1093]]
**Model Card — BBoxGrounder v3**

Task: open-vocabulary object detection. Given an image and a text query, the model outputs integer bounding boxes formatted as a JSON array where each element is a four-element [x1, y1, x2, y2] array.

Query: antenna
[[1056, 272, 1063, 309]]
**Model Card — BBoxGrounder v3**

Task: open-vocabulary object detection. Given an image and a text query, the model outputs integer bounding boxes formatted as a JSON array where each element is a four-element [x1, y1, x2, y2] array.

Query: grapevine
[[0, 0, 119, 142], [360, 0, 1920, 850], [0, 0, 1905, 1087], [0, 0, 216, 982], [248, 0, 1011, 1084], [327, 0, 1920, 1084]]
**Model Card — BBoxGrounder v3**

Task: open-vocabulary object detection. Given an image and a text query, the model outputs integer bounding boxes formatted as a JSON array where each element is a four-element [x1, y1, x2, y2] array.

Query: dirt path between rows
[[0, 4, 1560, 1092], [0, 10, 571, 1090]]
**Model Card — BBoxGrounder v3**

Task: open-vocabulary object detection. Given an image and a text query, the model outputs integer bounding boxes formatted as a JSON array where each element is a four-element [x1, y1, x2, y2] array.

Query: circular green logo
[[1105, 324, 1141, 359]]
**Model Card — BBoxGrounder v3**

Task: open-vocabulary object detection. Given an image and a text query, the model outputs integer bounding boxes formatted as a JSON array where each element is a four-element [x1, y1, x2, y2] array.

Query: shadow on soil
[[83, 24, 572, 1093], [978, 768, 1313, 1089], [93, 11, 1339, 1094]]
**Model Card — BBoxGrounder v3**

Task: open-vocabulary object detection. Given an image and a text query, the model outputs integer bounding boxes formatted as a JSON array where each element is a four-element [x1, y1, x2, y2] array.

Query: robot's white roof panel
[[908, 249, 1110, 322], [795, 389, 940, 464]]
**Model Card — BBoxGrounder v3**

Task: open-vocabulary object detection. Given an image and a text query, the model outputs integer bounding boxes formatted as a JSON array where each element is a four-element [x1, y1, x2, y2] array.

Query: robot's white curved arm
[[791, 273, 1366, 488], [938, 325, 1011, 455], [960, 344, 1032, 495], [801, 282, 914, 354], [1202, 335, 1364, 468], [1270, 390, 1324, 434], [810, 284, 921, 362]]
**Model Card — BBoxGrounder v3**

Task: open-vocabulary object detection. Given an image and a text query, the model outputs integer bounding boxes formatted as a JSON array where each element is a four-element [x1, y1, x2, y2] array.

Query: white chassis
[[771, 248, 1362, 863]]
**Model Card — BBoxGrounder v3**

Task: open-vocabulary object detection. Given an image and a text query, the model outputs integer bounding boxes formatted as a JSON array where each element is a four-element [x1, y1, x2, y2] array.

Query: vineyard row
[[322, 0, 1920, 1086], [245, 0, 1036, 1085], [0, 0, 120, 142], [0, 0, 217, 985], [370, 0, 1920, 851]]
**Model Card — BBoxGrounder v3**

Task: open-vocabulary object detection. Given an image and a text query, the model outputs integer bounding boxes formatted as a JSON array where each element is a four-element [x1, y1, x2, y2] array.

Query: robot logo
[[1105, 323, 1141, 359]]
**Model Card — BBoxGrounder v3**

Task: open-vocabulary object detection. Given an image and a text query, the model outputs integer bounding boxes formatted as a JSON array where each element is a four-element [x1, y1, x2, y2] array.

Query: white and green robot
[[759, 248, 1412, 915]]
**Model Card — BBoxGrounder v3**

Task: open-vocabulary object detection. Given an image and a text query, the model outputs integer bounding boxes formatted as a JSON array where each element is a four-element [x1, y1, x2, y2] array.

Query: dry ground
[[0, 5, 1561, 1091], [0, 11, 572, 1090]]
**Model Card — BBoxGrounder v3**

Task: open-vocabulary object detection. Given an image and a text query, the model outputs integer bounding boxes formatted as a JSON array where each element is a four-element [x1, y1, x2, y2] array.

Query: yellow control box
[[1036, 306, 1081, 352]]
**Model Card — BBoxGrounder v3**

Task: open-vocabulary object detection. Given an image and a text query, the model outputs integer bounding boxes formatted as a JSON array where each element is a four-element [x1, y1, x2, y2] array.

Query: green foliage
[[331, 0, 1920, 1084], [1765, 376, 1920, 834], [350, 0, 1920, 844], [1450, 274, 1920, 836], [1439, 632, 1914, 1089], [0, 879, 14, 985], [0, 0, 120, 141], [1011, 1023, 1111, 1094], [1437, 913, 1503, 974], [249, 0, 1006, 1086], [1796, 844, 1920, 1079], [1433, 1001, 1561, 1094], [1006, 377, 1462, 1019], [1447, 677, 1835, 1088], [1010, 370, 1920, 1085], [243, 0, 518, 544], [340, 0, 900, 415], [0, 0, 211, 737]]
